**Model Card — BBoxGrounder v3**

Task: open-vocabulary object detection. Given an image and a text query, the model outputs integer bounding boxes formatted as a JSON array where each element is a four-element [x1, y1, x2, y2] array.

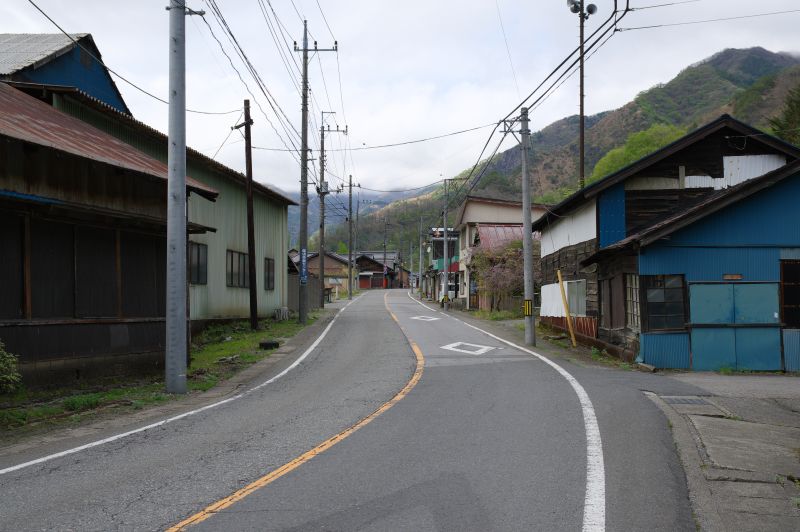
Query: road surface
[[0, 290, 703, 531]]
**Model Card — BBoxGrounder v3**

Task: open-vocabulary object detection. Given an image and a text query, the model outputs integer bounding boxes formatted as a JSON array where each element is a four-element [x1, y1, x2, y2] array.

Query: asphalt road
[[1, 290, 705, 531]]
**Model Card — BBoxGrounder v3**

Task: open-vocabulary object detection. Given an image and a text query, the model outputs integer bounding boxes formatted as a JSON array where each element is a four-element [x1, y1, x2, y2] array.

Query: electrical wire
[[618, 9, 800, 31], [494, 0, 521, 100], [631, 0, 701, 10], [357, 180, 444, 193], [25, 0, 240, 115]]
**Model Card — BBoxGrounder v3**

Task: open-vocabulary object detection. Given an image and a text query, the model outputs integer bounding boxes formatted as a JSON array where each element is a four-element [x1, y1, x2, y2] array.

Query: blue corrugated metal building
[[592, 160, 800, 371]]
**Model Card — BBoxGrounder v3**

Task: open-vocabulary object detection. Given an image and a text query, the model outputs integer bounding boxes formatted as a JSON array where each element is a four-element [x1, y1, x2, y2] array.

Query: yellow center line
[[167, 291, 424, 531]]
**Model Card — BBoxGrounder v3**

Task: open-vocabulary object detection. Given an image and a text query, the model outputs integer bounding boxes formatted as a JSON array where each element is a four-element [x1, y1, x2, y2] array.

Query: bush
[[0, 340, 21, 394]]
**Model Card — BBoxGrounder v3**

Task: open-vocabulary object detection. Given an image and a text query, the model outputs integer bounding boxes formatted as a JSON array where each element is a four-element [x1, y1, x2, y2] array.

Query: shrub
[[0, 340, 21, 394]]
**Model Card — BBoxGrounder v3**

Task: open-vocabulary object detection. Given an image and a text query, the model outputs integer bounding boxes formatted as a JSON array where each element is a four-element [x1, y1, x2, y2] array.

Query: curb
[[644, 391, 726, 532]]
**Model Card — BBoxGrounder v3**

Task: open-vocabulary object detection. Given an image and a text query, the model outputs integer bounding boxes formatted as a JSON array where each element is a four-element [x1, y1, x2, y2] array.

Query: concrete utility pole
[[383, 217, 388, 289], [317, 113, 346, 308], [165, 1, 203, 394], [348, 174, 353, 300], [418, 216, 423, 294], [520, 107, 536, 346], [295, 21, 337, 324], [443, 180, 449, 311], [234, 100, 257, 330]]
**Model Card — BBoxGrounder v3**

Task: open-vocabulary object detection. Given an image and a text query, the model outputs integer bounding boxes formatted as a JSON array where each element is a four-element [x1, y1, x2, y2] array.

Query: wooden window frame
[[226, 250, 249, 288], [189, 242, 208, 285], [625, 273, 641, 332], [641, 274, 687, 332], [264, 257, 275, 291]]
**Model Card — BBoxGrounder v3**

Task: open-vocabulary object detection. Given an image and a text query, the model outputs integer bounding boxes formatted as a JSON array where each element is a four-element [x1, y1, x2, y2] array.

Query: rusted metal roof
[[476, 224, 523, 249], [0, 82, 217, 199]]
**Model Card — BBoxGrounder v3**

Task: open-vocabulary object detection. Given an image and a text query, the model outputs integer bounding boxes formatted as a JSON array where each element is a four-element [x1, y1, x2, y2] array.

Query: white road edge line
[[405, 291, 605, 532], [0, 297, 362, 477]]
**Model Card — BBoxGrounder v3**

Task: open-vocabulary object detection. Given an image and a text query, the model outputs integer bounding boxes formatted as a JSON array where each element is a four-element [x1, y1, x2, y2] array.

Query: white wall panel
[[540, 200, 596, 257], [723, 154, 785, 188]]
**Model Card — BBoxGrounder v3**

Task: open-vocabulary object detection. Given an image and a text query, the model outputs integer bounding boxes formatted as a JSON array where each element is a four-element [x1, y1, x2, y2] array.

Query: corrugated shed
[[0, 83, 216, 199], [0, 33, 86, 75], [598, 183, 625, 248], [476, 224, 523, 249], [640, 333, 690, 369]]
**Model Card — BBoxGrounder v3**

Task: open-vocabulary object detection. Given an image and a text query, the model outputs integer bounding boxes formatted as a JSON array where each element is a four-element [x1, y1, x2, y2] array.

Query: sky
[[3, 0, 800, 196]]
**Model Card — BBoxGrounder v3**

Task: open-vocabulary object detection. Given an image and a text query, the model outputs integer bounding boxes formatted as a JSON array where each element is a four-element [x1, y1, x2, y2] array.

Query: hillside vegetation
[[309, 47, 800, 267]]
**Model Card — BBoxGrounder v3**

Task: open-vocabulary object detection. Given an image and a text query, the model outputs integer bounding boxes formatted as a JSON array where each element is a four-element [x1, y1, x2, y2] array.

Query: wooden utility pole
[[317, 112, 346, 308], [348, 174, 353, 300], [235, 100, 257, 330], [295, 21, 337, 324]]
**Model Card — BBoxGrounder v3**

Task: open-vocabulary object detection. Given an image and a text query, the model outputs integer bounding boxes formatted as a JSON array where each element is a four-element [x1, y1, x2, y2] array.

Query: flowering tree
[[470, 240, 524, 310]]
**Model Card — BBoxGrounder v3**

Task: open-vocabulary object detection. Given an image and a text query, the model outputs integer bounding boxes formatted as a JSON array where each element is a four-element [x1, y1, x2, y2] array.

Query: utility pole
[[348, 174, 353, 300], [165, 1, 202, 394], [234, 100, 257, 330], [317, 113, 346, 308], [418, 216, 423, 294], [520, 107, 536, 346], [442, 180, 449, 311], [295, 21, 337, 324], [567, 0, 598, 189], [383, 217, 388, 289]]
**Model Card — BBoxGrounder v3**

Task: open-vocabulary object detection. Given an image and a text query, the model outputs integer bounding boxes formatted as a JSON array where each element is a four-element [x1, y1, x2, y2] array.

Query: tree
[[470, 240, 525, 311], [589, 123, 686, 184], [769, 83, 800, 146], [336, 241, 348, 254]]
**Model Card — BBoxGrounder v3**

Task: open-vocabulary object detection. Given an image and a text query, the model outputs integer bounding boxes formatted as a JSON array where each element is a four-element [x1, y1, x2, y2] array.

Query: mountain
[[295, 47, 800, 264]]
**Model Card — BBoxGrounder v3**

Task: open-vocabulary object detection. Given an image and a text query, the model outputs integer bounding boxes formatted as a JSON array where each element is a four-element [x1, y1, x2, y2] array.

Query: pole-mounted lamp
[[566, 0, 597, 189]]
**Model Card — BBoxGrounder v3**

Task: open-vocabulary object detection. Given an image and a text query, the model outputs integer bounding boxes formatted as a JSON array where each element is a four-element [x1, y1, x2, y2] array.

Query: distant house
[[421, 229, 459, 302], [0, 33, 130, 114], [0, 82, 217, 383], [355, 250, 408, 289], [532, 114, 800, 370], [454, 195, 547, 310], [307, 250, 351, 298]]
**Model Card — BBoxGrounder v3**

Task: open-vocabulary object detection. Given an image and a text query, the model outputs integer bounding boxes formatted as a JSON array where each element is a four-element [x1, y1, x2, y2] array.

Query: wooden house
[[586, 159, 800, 371], [454, 195, 547, 310], [532, 115, 800, 364], [0, 82, 217, 382], [307, 251, 351, 298]]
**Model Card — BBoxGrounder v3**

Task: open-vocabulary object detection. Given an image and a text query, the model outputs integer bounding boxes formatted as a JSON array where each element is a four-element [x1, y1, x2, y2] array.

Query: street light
[[566, 0, 597, 189]]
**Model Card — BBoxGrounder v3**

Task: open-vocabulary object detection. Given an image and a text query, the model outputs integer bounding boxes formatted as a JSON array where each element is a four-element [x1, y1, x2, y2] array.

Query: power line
[[632, 0, 701, 10], [494, 0, 521, 100], [212, 110, 244, 158], [314, 0, 336, 40], [357, 180, 444, 193], [25, 0, 240, 115], [619, 8, 800, 31]]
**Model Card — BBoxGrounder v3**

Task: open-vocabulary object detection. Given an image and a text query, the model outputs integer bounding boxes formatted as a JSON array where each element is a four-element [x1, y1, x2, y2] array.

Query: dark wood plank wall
[[541, 239, 599, 317]]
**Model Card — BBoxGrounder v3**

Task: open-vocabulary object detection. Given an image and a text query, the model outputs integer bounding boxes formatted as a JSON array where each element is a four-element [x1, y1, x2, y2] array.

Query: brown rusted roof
[[0, 82, 217, 199]]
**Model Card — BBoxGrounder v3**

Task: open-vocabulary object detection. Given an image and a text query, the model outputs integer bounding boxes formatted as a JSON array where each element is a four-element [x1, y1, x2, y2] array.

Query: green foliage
[[536, 185, 577, 205], [732, 74, 777, 123], [0, 340, 21, 394], [336, 241, 348, 254], [589, 123, 686, 184], [769, 83, 800, 146]]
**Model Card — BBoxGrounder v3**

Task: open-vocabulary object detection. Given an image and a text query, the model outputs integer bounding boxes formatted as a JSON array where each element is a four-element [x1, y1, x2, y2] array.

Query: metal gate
[[689, 283, 782, 370]]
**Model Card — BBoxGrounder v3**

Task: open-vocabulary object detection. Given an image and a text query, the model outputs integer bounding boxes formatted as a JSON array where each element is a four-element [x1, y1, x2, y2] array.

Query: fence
[[287, 274, 321, 313]]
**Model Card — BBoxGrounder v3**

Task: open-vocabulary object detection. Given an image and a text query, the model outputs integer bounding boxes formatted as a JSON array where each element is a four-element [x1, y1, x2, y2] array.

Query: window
[[189, 242, 208, 285], [566, 279, 587, 316], [781, 260, 800, 327], [643, 275, 685, 330], [226, 250, 249, 288], [625, 274, 640, 331], [264, 257, 275, 291]]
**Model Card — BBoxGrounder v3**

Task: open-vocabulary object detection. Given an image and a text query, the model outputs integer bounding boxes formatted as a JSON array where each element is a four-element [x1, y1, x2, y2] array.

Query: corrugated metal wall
[[640, 245, 780, 282], [784, 330, 800, 372], [598, 182, 626, 248], [640, 332, 690, 369]]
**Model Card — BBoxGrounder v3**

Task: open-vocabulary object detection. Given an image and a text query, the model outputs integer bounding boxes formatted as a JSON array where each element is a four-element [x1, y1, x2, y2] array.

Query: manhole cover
[[662, 396, 709, 405]]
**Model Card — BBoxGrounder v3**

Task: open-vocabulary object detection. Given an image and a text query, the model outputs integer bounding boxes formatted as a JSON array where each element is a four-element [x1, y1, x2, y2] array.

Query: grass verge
[[0, 313, 319, 435]]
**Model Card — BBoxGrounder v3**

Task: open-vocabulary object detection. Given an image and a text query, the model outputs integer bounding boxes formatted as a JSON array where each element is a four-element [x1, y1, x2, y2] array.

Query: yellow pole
[[557, 269, 577, 347]]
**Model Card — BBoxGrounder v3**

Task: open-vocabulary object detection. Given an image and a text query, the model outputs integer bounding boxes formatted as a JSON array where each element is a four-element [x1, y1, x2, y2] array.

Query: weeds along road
[[1, 290, 704, 530]]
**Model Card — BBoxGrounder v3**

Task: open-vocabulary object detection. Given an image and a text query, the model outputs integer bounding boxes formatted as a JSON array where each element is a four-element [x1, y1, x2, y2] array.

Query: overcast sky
[[3, 0, 799, 195]]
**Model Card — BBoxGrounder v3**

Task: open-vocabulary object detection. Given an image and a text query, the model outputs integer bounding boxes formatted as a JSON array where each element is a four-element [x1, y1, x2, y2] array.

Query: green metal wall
[[54, 94, 289, 319]]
